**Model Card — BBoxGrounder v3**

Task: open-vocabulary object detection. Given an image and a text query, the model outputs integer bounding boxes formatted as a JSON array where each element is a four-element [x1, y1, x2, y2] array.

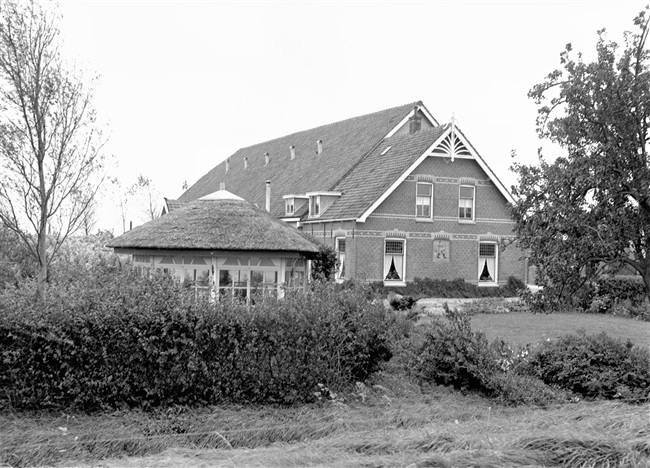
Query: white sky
[[55, 0, 642, 232]]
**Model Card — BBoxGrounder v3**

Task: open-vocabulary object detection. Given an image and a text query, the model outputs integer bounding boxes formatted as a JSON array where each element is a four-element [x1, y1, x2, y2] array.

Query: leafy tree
[[0, 1, 105, 300], [511, 8, 650, 305]]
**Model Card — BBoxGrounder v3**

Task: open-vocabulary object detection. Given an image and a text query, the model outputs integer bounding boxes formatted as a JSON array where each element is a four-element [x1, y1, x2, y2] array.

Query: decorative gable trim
[[440, 126, 515, 204], [357, 124, 514, 223], [431, 131, 472, 159]]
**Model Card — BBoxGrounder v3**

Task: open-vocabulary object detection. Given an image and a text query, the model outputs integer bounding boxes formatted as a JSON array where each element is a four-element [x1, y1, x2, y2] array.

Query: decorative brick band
[[385, 230, 407, 238]]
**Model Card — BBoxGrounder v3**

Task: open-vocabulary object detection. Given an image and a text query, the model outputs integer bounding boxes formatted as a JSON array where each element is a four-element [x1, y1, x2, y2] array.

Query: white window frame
[[415, 182, 433, 219], [335, 237, 346, 281], [459, 185, 475, 222], [478, 242, 498, 286], [285, 198, 294, 216], [310, 195, 321, 217], [383, 238, 406, 286]]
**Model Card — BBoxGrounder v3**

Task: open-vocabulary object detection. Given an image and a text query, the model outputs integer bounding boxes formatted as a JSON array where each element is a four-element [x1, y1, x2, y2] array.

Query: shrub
[[377, 277, 524, 299], [460, 297, 527, 315], [523, 331, 650, 402], [410, 307, 568, 405], [413, 305, 497, 392], [0, 267, 395, 411], [389, 295, 416, 311], [531, 276, 648, 314]]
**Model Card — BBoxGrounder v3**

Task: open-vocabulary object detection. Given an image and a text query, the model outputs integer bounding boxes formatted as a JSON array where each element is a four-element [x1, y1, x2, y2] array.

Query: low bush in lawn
[[409, 305, 567, 406], [375, 276, 525, 299], [522, 331, 650, 402], [0, 266, 396, 412]]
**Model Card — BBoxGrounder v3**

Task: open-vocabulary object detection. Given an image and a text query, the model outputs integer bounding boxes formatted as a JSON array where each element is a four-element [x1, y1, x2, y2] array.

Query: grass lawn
[[471, 312, 650, 348]]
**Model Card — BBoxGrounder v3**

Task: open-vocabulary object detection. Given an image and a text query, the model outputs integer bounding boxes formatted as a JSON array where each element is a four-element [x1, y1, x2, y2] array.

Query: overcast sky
[[56, 0, 642, 232]]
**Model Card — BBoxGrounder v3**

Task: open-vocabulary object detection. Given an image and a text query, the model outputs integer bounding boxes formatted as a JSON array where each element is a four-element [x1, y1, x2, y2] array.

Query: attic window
[[310, 195, 321, 217], [381, 146, 392, 156], [285, 199, 294, 215]]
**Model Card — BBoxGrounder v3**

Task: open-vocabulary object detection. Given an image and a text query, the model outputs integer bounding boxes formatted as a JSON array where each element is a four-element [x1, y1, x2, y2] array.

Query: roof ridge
[[329, 104, 438, 192], [234, 101, 421, 152]]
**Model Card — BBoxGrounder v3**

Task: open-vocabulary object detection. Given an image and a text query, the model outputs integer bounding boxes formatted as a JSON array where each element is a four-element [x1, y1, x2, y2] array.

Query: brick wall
[[306, 157, 527, 285]]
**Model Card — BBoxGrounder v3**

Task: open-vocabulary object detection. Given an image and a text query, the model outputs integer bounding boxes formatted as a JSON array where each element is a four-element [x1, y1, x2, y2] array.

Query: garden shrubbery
[[0, 265, 396, 411], [523, 331, 650, 401], [375, 276, 525, 299], [409, 306, 649, 405], [526, 276, 649, 319]]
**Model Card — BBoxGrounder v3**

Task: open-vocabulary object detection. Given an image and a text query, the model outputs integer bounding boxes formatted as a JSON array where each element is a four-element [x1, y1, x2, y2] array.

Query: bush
[[389, 295, 416, 311], [377, 277, 524, 299], [530, 276, 648, 315], [410, 307, 568, 405], [0, 267, 396, 411], [412, 305, 497, 392], [523, 331, 650, 402], [460, 297, 527, 315]]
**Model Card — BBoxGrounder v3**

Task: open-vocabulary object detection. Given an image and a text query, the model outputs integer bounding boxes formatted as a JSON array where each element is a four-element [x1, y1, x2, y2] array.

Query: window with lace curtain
[[478, 242, 498, 285]]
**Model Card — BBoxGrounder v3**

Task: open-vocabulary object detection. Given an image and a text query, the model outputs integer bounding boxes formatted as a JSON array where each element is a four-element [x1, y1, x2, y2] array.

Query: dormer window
[[282, 194, 309, 217], [310, 195, 321, 217], [285, 199, 294, 215], [306, 191, 342, 218]]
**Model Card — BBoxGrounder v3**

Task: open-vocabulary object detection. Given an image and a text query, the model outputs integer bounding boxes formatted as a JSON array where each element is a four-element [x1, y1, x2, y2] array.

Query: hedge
[[0, 267, 395, 411]]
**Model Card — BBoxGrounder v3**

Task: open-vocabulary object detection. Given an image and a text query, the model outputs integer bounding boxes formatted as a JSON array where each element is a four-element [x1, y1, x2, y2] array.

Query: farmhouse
[[174, 101, 526, 287], [107, 190, 319, 300]]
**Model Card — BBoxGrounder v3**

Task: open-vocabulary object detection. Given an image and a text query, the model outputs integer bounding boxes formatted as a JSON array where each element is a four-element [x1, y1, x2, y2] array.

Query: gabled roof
[[316, 126, 447, 221], [107, 191, 318, 254], [177, 101, 514, 223], [178, 102, 424, 217]]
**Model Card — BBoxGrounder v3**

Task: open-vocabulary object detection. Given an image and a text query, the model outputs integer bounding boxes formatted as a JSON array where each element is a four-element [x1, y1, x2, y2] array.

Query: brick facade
[[304, 156, 525, 286]]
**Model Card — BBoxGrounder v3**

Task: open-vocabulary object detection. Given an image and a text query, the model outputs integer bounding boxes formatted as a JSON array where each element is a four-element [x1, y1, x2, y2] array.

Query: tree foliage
[[511, 8, 650, 305], [0, 0, 105, 299]]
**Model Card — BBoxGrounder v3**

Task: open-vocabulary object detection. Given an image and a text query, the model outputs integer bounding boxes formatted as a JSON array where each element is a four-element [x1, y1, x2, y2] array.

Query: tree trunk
[[642, 268, 650, 305], [37, 226, 47, 303]]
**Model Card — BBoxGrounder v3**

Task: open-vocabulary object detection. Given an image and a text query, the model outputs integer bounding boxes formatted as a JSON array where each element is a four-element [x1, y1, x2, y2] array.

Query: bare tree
[[0, 1, 105, 300], [128, 174, 162, 224]]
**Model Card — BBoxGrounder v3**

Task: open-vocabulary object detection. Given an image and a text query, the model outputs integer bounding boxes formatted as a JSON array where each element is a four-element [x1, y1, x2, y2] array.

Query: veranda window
[[384, 239, 405, 282], [285, 258, 306, 290], [335, 238, 346, 280]]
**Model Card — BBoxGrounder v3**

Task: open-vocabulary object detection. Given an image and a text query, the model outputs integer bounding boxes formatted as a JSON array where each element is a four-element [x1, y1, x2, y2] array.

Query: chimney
[[244, 157, 248, 169], [219, 182, 225, 190], [408, 105, 422, 134], [265, 152, 270, 165], [290, 145, 295, 160], [225, 158, 230, 173], [317, 139, 323, 154], [265, 180, 271, 212]]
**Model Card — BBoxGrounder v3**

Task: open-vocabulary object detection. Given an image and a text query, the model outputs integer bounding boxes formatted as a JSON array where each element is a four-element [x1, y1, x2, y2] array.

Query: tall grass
[[2, 380, 648, 468]]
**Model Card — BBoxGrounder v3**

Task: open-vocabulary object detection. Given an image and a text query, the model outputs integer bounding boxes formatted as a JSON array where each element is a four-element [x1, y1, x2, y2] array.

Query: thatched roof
[[107, 190, 319, 254]]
